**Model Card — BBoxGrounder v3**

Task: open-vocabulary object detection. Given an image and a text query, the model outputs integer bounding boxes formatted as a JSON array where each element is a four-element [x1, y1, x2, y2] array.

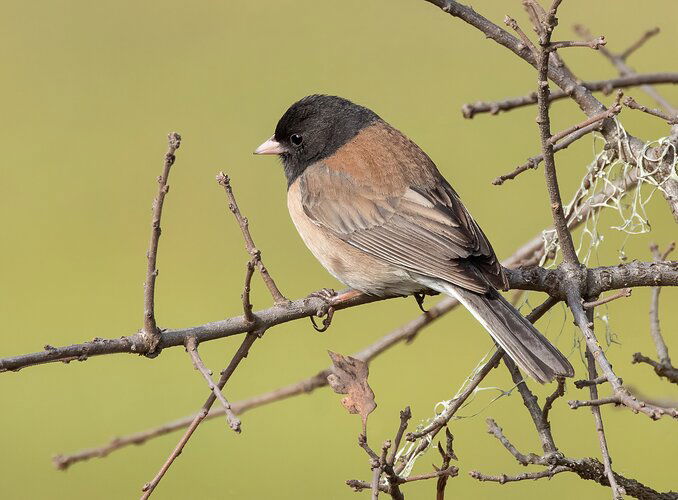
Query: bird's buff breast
[[286, 179, 422, 297]]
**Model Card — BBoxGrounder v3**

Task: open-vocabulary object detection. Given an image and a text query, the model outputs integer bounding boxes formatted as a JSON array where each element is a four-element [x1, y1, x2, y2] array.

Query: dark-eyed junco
[[255, 95, 573, 383]]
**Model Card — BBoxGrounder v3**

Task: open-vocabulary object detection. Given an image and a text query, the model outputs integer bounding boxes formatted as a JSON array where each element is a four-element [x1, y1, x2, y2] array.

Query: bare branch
[[506, 260, 678, 298], [502, 356, 558, 454], [568, 381, 677, 417], [624, 96, 678, 124], [470, 466, 570, 483], [494, 117, 601, 185], [406, 349, 504, 441], [436, 428, 457, 499], [521, 0, 579, 266], [584, 338, 624, 500], [216, 172, 288, 304], [3, 260, 675, 375], [632, 353, 678, 385], [549, 94, 622, 145], [407, 295, 559, 444], [346, 479, 389, 495], [542, 377, 566, 424], [583, 288, 632, 309], [503, 15, 537, 57], [142, 132, 181, 353], [4, 151, 659, 375], [619, 27, 660, 61], [460, 73, 678, 118], [574, 375, 610, 389], [493, 88, 621, 187], [486, 418, 542, 466], [141, 331, 261, 498], [387, 407, 411, 467], [631, 242, 678, 385], [54, 293, 459, 469], [242, 259, 256, 324], [550, 36, 606, 51], [567, 288, 678, 420], [185, 337, 240, 432], [574, 24, 676, 116], [426, 0, 678, 222]]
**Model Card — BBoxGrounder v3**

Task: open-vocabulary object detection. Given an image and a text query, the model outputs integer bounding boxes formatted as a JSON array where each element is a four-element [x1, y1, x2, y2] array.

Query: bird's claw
[[308, 288, 337, 332], [308, 287, 337, 303], [414, 292, 428, 313], [310, 307, 334, 333]]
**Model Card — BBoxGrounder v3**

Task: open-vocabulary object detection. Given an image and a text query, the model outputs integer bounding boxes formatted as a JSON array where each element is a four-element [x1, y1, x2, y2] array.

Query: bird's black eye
[[290, 134, 303, 146]]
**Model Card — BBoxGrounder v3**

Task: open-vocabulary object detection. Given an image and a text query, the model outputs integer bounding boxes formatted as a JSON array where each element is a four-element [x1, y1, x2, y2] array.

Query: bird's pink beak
[[254, 136, 286, 155]]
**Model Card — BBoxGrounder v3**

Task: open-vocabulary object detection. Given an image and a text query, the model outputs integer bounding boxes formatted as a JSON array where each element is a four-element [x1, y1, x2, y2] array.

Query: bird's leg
[[328, 289, 364, 305]]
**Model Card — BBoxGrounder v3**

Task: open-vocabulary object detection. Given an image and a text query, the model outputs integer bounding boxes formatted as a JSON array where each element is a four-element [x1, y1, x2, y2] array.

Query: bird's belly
[[287, 184, 423, 297]]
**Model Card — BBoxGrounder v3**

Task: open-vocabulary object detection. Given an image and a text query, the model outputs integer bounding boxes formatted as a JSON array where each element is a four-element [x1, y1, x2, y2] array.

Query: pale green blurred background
[[1, 1, 677, 498]]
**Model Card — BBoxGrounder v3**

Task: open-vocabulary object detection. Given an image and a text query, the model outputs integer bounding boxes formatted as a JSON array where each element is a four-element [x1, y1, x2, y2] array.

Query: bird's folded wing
[[299, 164, 506, 293]]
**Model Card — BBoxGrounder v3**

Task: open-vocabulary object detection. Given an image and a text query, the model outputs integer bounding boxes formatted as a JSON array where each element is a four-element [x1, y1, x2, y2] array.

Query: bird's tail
[[419, 278, 574, 383]]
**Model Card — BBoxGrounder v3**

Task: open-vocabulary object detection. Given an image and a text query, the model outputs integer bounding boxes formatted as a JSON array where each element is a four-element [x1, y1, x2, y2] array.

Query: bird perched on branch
[[254, 94, 573, 383]]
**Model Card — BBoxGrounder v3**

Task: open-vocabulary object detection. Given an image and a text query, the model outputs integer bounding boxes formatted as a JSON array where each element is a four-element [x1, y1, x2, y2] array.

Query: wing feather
[[299, 158, 507, 293]]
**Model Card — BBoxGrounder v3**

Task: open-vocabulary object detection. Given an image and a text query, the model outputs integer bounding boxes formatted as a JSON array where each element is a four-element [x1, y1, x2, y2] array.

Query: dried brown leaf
[[327, 351, 377, 428]]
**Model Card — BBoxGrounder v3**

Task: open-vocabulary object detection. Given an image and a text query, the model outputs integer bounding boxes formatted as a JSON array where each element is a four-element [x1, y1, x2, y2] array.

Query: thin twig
[[460, 73, 678, 118], [387, 407, 411, 467], [574, 24, 676, 116], [623, 96, 678, 124], [347, 463, 459, 496], [632, 242, 678, 384], [405, 349, 504, 441], [470, 466, 570, 483], [216, 172, 288, 304], [574, 375, 609, 389], [503, 356, 558, 454], [568, 396, 623, 410], [566, 289, 678, 420], [358, 433, 380, 462], [583, 288, 632, 309], [532, 0, 579, 265], [401, 467, 459, 484], [430, 0, 678, 221], [486, 418, 541, 466], [576, 22, 678, 221], [185, 337, 241, 432], [373, 442, 391, 500], [542, 377, 566, 424], [142, 132, 181, 353], [550, 36, 606, 51], [504, 15, 537, 57], [242, 259, 256, 324], [406, 296, 559, 443], [494, 121, 602, 185], [631, 353, 678, 386], [548, 95, 622, 145], [435, 428, 457, 500], [584, 330, 624, 500], [52, 293, 463, 469], [619, 27, 660, 61], [141, 331, 261, 498]]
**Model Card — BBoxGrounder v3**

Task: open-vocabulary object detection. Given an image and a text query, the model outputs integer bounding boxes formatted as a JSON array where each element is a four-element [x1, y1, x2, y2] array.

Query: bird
[[254, 94, 574, 383]]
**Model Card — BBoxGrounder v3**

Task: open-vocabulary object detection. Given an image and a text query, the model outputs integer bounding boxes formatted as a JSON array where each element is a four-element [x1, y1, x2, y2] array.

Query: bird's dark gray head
[[254, 95, 379, 186]]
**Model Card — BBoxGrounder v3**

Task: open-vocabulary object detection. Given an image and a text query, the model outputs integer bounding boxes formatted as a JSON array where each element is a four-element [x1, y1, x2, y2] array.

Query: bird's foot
[[308, 288, 336, 333], [307, 288, 365, 333], [308, 287, 337, 303]]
